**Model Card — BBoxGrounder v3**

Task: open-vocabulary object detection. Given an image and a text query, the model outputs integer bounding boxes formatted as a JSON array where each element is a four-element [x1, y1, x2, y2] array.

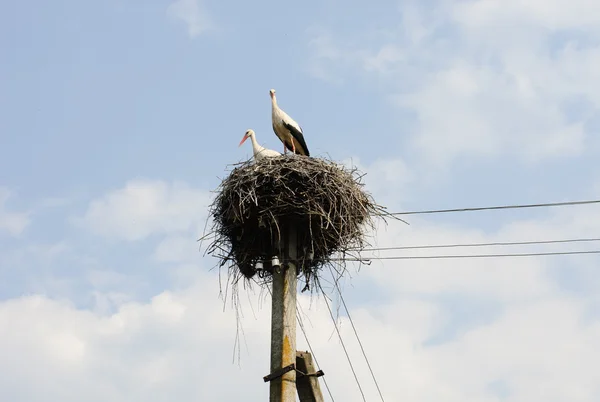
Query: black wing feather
[[283, 121, 310, 156]]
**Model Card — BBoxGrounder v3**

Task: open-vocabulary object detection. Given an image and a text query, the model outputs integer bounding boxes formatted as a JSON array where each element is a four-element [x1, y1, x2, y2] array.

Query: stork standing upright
[[270, 89, 310, 156], [239, 129, 281, 161]]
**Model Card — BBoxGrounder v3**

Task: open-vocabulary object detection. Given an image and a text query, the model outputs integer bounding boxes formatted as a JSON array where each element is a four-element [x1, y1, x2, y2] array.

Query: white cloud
[[358, 172, 600, 298], [0, 242, 70, 273], [394, 62, 587, 166], [76, 179, 210, 241], [3, 168, 600, 401], [363, 224, 556, 301], [153, 235, 200, 263], [0, 187, 30, 237], [0, 275, 272, 402], [167, 0, 213, 38], [0, 265, 599, 401], [453, 0, 600, 31], [307, 0, 600, 167]]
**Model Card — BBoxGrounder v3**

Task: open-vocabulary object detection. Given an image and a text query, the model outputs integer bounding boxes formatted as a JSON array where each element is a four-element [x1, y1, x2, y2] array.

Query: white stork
[[270, 89, 310, 156], [239, 129, 281, 161]]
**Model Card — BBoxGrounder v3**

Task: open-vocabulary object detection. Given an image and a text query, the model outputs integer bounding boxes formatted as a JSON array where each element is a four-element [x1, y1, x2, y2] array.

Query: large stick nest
[[204, 155, 391, 291]]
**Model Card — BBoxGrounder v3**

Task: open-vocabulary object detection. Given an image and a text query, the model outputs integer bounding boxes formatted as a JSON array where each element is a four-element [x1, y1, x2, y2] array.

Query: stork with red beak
[[270, 89, 310, 156], [239, 129, 281, 161]]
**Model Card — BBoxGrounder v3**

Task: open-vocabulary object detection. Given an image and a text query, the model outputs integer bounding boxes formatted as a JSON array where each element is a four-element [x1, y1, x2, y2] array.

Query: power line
[[330, 268, 385, 402], [388, 199, 600, 216], [345, 250, 600, 261], [317, 278, 368, 402], [359, 237, 600, 252]]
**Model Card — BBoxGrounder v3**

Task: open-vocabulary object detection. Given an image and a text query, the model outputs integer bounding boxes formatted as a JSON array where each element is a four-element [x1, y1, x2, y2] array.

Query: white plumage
[[270, 89, 310, 156], [239, 129, 281, 161]]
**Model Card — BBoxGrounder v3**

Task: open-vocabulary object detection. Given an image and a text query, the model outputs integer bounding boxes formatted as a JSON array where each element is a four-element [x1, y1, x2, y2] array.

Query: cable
[[341, 250, 600, 261], [296, 304, 336, 402], [317, 278, 368, 402], [330, 268, 386, 402], [387, 199, 600, 216], [358, 237, 600, 252]]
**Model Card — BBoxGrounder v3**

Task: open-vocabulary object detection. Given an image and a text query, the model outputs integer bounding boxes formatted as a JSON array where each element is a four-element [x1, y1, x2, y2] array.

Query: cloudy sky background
[[2, 0, 600, 400]]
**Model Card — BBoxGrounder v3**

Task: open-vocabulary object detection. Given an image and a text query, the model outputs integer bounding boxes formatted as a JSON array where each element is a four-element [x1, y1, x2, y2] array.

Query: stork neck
[[249, 134, 262, 153]]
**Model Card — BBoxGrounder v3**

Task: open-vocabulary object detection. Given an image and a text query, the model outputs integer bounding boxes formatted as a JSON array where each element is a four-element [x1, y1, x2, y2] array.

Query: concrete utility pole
[[269, 227, 298, 402]]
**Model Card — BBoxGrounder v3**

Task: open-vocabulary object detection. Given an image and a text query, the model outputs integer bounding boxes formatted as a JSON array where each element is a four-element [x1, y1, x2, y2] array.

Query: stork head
[[269, 88, 276, 100], [239, 129, 255, 147]]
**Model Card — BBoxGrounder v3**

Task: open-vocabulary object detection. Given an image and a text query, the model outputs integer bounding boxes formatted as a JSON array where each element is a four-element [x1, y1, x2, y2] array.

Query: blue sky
[[2, 0, 600, 401]]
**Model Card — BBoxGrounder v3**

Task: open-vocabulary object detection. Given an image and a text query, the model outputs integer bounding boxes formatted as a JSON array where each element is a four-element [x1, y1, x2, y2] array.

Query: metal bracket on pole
[[296, 369, 324, 378], [263, 363, 296, 383]]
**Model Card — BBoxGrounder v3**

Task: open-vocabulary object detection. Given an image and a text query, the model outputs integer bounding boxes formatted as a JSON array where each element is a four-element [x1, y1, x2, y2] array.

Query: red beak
[[239, 134, 248, 147]]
